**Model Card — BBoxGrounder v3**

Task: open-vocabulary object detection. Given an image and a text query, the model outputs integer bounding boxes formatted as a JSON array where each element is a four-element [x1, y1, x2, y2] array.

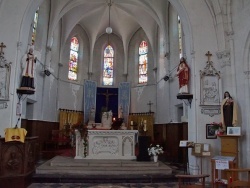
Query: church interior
[[1, 0, 250, 187]]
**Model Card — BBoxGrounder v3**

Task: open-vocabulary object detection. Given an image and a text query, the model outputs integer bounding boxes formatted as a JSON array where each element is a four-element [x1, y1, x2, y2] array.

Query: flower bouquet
[[71, 122, 88, 157], [148, 144, 164, 156], [211, 122, 224, 135]]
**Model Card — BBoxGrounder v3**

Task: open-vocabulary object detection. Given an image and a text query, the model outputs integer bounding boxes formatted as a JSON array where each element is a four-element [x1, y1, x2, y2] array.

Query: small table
[[176, 174, 210, 188], [211, 157, 237, 188]]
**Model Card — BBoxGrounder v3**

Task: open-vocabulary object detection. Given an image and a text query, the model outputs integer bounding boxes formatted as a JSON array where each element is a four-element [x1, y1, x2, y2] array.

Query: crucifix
[[98, 89, 117, 110], [0, 42, 6, 55], [147, 101, 153, 112], [205, 51, 212, 62]]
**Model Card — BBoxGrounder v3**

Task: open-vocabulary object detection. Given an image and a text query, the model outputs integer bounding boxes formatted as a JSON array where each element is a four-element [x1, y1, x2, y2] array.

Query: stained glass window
[[103, 45, 114, 85], [178, 16, 183, 59], [68, 37, 79, 80], [138, 41, 148, 84], [31, 8, 39, 45]]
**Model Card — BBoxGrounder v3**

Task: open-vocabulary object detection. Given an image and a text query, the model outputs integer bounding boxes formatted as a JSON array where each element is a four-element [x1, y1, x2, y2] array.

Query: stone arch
[[18, 0, 43, 51], [62, 24, 90, 83], [168, 0, 194, 58], [242, 30, 250, 167], [122, 136, 134, 156], [243, 32, 250, 72]]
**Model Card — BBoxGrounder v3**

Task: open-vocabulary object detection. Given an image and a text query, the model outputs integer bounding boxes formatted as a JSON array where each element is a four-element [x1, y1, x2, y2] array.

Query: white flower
[[148, 144, 164, 156]]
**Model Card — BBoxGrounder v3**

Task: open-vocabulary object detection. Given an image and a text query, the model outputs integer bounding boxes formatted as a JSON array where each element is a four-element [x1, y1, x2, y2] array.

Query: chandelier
[[105, 0, 112, 54]]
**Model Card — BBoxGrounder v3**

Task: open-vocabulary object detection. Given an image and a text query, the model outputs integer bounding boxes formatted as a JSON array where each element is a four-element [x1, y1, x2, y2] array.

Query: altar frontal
[[75, 130, 138, 160]]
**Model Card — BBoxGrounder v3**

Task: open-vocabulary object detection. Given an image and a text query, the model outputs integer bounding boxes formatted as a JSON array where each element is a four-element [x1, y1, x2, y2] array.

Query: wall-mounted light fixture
[[44, 69, 51, 76]]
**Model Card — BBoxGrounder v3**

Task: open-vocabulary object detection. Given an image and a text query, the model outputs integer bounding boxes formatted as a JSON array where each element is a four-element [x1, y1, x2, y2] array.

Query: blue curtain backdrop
[[118, 82, 130, 124], [96, 87, 118, 123], [83, 80, 97, 124]]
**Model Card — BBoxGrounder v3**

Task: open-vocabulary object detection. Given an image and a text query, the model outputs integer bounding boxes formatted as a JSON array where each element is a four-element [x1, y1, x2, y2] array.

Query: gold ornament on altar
[[139, 119, 147, 136]]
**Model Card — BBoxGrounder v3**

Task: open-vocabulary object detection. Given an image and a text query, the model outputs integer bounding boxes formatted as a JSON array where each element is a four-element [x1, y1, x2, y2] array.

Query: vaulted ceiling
[[55, 0, 169, 48]]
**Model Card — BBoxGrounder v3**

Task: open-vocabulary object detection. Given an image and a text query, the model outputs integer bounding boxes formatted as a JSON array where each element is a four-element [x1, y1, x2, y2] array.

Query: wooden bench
[[175, 174, 210, 188]]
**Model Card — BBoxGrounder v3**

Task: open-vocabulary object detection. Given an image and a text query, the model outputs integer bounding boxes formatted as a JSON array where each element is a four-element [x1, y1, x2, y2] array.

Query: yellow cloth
[[5, 128, 27, 143]]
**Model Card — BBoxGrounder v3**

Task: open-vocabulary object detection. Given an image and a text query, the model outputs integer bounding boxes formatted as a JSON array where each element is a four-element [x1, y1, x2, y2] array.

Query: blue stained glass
[[31, 8, 39, 45], [103, 45, 114, 85], [139, 41, 148, 84], [68, 37, 79, 80]]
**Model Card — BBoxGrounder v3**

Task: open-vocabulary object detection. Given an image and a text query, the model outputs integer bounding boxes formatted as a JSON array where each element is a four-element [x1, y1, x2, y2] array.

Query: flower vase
[[217, 130, 224, 136], [153, 155, 158, 162], [215, 130, 219, 135]]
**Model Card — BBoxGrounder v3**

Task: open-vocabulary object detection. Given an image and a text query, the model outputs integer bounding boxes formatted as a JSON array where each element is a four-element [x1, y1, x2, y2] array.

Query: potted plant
[[148, 144, 164, 162]]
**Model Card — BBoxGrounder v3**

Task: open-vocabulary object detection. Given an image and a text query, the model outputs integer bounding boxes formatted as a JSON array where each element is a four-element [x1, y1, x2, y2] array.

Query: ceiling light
[[106, 27, 112, 34], [105, 0, 112, 35]]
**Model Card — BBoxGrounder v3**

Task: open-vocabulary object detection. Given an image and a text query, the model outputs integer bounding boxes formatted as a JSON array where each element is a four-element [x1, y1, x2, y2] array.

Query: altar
[[75, 130, 138, 160]]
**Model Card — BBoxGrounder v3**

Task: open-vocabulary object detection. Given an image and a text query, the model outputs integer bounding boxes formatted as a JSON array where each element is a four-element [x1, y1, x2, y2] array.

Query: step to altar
[[36, 156, 172, 175], [33, 156, 175, 183]]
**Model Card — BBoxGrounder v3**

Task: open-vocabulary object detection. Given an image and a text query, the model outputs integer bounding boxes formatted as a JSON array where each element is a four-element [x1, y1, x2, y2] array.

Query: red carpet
[[41, 147, 75, 159]]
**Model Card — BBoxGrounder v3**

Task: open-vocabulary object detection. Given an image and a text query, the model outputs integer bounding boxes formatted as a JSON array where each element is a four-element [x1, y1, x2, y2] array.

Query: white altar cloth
[[75, 130, 138, 160]]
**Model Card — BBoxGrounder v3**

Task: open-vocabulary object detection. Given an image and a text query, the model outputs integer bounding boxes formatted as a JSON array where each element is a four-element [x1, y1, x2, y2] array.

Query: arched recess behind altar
[[96, 87, 118, 123], [83, 81, 130, 124]]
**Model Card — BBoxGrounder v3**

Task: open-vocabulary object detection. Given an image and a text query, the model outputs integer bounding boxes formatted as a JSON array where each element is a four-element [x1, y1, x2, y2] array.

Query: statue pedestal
[[101, 111, 112, 129]]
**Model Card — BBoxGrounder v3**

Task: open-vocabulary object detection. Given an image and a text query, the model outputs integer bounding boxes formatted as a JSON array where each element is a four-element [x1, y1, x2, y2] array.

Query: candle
[[144, 124, 147, 131], [144, 120, 147, 123], [131, 121, 133, 125]]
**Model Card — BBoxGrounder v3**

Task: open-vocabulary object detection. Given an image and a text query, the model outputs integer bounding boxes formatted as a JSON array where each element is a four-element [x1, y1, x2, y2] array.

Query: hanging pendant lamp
[[106, 0, 112, 34], [105, 0, 112, 54]]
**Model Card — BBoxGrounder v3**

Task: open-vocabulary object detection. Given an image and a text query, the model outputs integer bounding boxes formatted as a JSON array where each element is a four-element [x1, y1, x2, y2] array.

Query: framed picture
[[206, 124, 217, 139], [0, 55, 11, 101], [227, 127, 241, 136], [191, 143, 211, 157]]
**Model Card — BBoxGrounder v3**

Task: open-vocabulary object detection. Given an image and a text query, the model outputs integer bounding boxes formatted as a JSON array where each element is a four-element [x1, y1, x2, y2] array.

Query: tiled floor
[[28, 182, 179, 188]]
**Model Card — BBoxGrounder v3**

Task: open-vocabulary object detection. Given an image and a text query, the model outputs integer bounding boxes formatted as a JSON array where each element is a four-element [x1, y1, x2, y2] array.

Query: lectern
[[218, 135, 240, 162]]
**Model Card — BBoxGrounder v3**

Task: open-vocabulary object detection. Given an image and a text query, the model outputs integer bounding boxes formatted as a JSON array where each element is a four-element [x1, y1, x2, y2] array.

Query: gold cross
[[0, 42, 6, 54], [205, 51, 212, 61]]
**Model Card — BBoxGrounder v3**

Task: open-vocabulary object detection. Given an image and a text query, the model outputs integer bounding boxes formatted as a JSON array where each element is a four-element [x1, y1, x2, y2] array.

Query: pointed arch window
[[31, 8, 39, 45], [68, 37, 79, 80], [178, 16, 183, 58], [103, 45, 114, 85], [139, 41, 148, 84]]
